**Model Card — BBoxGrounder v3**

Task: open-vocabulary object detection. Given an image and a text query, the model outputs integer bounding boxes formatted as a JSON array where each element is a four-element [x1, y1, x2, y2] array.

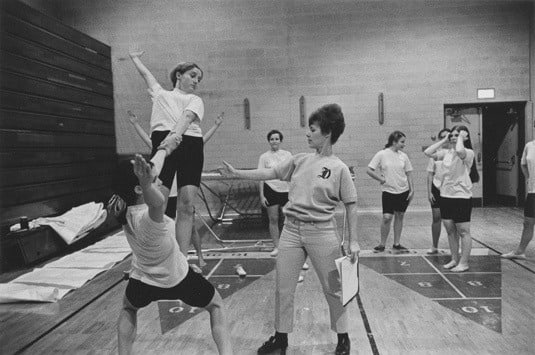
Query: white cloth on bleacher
[[0, 284, 71, 303], [32, 202, 107, 245]]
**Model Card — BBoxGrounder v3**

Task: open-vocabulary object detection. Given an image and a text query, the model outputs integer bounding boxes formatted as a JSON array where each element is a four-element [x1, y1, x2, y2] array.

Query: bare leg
[[430, 208, 442, 250], [117, 296, 138, 355], [393, 211, 405, 245], [442, 219, 458, 268], [191, 217, 206, 267], [380, 213, 394, 246], [452, 222, 471, 272], [175, 185, 198, 257], [267, 204, 280, 256], [204, 291, 233, 354], [517, 217, 535, 254]]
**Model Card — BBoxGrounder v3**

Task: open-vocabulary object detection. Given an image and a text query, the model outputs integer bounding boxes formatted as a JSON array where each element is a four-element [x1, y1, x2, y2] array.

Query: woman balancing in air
[[367, 131, 414, 253], [221, 104, 359, 355], [424, 125, 479, 272], [129, 50, 206, 260], [109, 155, 232, 355], [126, 110, 224, 268]]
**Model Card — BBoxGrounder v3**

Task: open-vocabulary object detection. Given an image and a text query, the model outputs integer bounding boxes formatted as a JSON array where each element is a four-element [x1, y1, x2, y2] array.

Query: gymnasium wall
[[20, 0, 533, 209], [0, 0, 116, 225]]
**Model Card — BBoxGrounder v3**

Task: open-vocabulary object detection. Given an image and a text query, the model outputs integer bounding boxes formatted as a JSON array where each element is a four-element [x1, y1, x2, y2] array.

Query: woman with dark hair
[[109, 155, 232, 355], [258, 129, 292, 257], [129, 50, 207, 261], [426, 128, 451, 254], [424, 125, 477, 272], [221, 104, 359, 355], [367, 131, 414, 253]]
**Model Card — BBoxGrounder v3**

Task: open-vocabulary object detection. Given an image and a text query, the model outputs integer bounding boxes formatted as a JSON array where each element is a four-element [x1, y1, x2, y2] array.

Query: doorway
[[444, 102, 526, 207]]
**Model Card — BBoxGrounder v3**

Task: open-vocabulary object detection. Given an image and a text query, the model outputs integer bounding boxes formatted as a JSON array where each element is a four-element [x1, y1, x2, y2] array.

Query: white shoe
[[302, 262, 310, 270], [501, 251, 526, 260], [297, 275, 304, 283], [270, 248, 279, 257], [426, 248, 439, 255], [235, 264, 247, 277]]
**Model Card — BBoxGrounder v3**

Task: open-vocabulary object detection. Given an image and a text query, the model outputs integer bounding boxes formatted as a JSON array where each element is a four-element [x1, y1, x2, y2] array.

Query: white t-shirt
[[437, 148, 475, 199], [521, 140, 535, 193], [124, 205, 189, 287], [258, 149, 292, 193], [426, 149, 447, 189], [148, 83, 204, 137], [274, 153, 357, 222], [368, 148, 413, 194]]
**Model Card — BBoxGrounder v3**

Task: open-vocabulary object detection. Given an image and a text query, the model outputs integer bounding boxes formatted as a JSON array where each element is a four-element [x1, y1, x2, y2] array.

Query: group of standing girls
[[367, 126, 478, 273]]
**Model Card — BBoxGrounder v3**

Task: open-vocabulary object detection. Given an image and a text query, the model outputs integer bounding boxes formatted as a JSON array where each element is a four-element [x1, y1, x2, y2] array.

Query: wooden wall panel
[[0, 0, 116, 230]]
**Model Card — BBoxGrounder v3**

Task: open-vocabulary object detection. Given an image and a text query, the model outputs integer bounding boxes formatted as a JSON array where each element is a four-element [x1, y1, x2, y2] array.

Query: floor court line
[[472, 237, 535, 274], [421, 256, 467, 298]]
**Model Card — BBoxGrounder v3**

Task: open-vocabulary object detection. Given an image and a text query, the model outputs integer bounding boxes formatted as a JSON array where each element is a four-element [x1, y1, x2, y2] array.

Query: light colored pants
[[274, 217, 347, 333]]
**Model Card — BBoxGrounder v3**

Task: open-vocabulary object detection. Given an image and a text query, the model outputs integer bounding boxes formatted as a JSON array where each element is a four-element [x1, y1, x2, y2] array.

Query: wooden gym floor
[[1, 207, 534, 354]]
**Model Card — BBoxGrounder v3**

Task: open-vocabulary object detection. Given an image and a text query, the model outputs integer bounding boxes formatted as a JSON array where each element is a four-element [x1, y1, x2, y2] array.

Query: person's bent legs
[[204, 290, 233, 355], [118, 295, 138, 355], [452, 222, 471, 272], [267, 204, 281, 256], [175, 185, 199, 256], [442, 219, 459, 269]]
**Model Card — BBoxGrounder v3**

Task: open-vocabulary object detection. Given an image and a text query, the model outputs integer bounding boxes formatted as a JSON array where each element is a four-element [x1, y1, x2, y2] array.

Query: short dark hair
[[267, 129, 283, 142], [385, 131, 406, 148], [308, 104, 345, 144], [169, 62, 203, 87]]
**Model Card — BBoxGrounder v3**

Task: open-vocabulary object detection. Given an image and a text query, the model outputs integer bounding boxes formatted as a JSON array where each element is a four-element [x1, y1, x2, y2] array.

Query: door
[[444, 106, 483, 205], [494, 107, 520, 205]]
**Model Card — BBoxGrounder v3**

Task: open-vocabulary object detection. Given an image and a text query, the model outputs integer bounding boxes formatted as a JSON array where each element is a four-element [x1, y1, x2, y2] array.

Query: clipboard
[[336, 202, 359, 306], [335, 255, 359, 306]]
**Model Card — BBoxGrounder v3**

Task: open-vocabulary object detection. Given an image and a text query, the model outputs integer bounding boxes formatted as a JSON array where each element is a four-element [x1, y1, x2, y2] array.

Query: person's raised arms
[[424, 135, 449, 158], [203, 112, 224, 144], [127, 110, 152, 148], [129, 50, 159, 89], [132, 154, 165, 222]]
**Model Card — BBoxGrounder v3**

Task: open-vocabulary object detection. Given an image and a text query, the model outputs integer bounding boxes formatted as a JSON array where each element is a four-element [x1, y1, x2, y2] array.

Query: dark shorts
[[151, 131, 204, 190], [382, 190, 410, 214], [430, 184, 441, 209], [165, 196, 177, 219], [440, 197, 472, 223], [525, 193, 535, 218], [125, 267, 215, 309], [263, 183, 289, 207]]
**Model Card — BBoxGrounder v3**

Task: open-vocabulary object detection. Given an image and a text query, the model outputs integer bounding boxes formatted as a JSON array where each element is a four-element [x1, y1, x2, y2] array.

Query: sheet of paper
[[335, 255, 359, 306]]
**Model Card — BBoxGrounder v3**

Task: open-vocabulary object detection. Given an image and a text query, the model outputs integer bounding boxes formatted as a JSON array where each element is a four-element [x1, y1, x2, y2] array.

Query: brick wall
[[21, 0, 533, 209]]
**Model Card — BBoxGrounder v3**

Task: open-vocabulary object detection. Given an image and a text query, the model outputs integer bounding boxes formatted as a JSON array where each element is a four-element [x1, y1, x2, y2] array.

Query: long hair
[[385, 131, 406, 148], [451, 125, 479, 183]]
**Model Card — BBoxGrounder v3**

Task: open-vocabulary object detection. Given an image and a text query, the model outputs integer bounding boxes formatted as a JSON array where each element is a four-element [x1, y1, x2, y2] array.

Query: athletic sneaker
[[373, 245, 385, 252], [298, 275, 304, 283], [426, 248, 439, 255], [235, 264, 247, 277], [393, 244, 409, 253], [302, 262, 310, 270], [270, 248, 279, 257], [501, 251, 527, 260]]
